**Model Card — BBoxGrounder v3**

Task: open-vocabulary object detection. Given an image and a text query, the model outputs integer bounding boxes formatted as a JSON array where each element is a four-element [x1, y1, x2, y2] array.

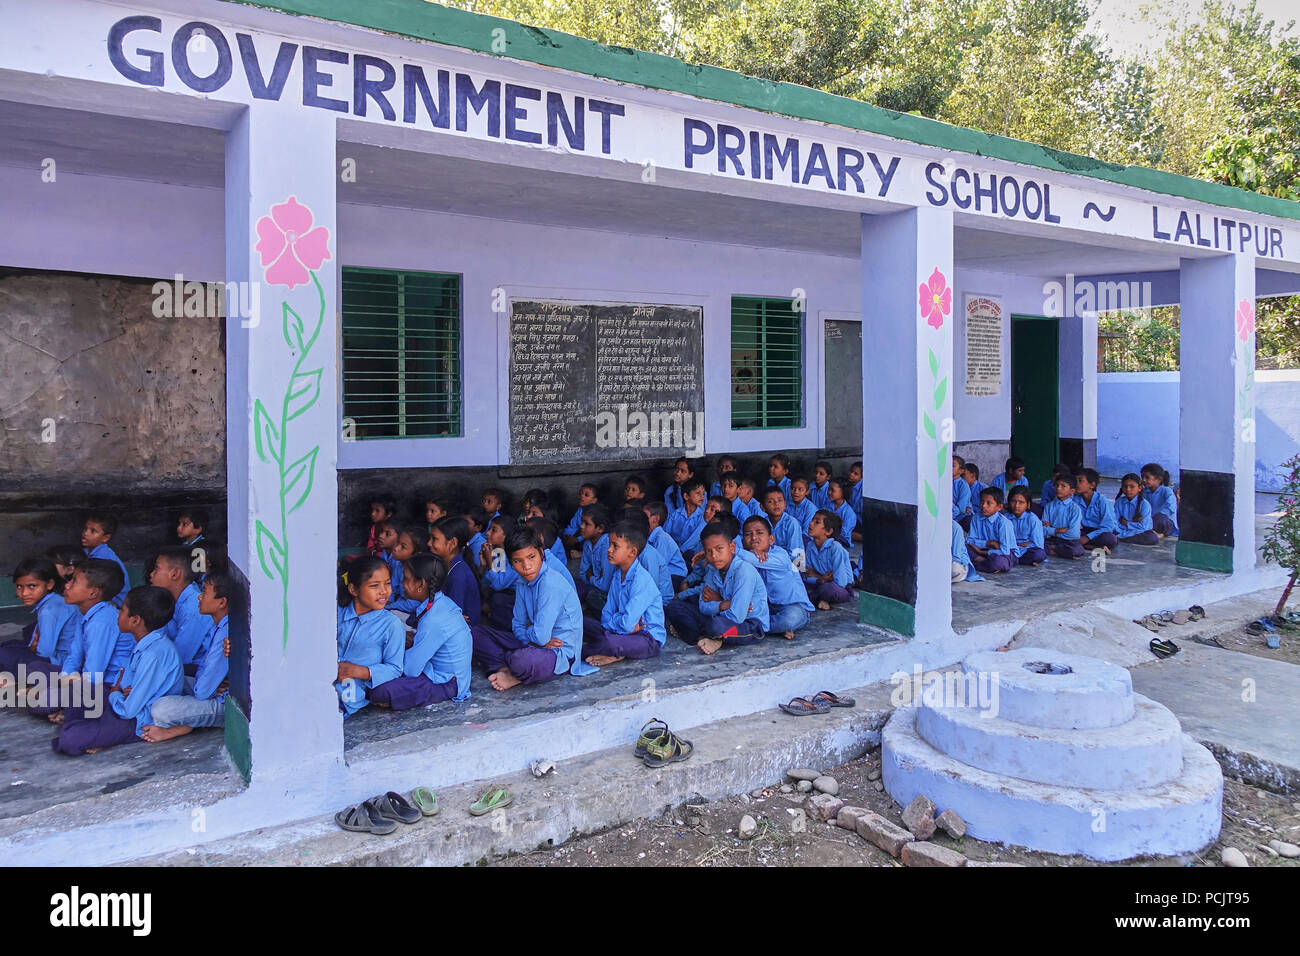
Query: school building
[[1, 0, 1298, 860]]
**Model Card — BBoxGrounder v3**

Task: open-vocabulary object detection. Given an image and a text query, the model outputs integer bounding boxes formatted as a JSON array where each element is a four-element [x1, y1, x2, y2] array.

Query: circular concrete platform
[[962, 647, 1134, 730]]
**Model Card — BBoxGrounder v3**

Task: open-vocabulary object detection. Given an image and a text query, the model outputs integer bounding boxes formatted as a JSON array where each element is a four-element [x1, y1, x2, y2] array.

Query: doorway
[[1010, 314, 1059, 492]]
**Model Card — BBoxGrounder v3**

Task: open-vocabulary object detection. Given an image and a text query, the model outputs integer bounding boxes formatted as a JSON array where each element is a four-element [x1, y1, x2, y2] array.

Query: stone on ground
[[812, 775, 839, 795], [936, 808, 966, 839], [856, 812, 914, 858], [1220, 847, 1249, 867], [1269, 839, 1300, 858], [786, 768, 820, 781], [836, 806, 869, 831], [902, 794, 937, 840], [902, 841, 966, 867], [738, 815, 758, 840], [797, 780, 813, 793], [806, 793, 844, 822]]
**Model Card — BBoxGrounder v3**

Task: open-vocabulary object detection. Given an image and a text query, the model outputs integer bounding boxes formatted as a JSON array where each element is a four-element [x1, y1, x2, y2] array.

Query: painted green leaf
[[923, 480, 938, 518], [286, 368, 323, 422], [938, 441, 949, 480], [284, 447, 320, 516], [934, 376, 948, 408], [253, 399, 281, 464], [928, 348, 938, 378], [254, 520, 286, 583], [282, 303, 305, 352], [922, 412, 936, 439]]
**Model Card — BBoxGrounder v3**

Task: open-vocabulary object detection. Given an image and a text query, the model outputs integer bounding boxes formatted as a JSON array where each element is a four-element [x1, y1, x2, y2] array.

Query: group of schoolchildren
[[335, 454, 870, 715], [950, 456, 1179, 581], [2, 508, 231, 757]]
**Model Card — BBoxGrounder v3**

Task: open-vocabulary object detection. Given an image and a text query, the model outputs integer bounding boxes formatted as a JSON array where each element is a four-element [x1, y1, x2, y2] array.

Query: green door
[[1010, 315, 1059, 494]]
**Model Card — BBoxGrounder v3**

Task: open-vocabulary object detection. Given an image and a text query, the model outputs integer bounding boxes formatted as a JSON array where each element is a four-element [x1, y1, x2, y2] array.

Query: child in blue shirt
[[826, 478, 857, 548], [387, 528, 422, 610], [1141, 463, 1179, 538], [80, 513, 129, 605], [53, 585, 184, 755], [1075, 468, 1120, 552], [149, 546, 214, 675], [848, 462, 864, 531], [665, 478, 709, 557], [1006, 487, 1047, 566], [470, 527, 585, 690], [143, 570, 234, 740], [735, 478, 763, 522], [664, 457, 696, 514], [577, 503, 615, 613], [762, 486, 805, 559], [369, 554, 472, 708], [563, 482, 599, 554], [1038, 463, 1073, 517], [335, 556, 405, 716], [176, 507, 209, 549], [481, 488, 505, 525], [952, 455, 973, 524], [809, 461, 833, 510], [623, 474, 647, 508], [710, 455, 738, 497], [642, 501, 688, 592], [790, 477, 817, 538], [951, 520, 974, 582], [1116, 473, 1160, 545], [464, 509, 489, 571], [0, 559, 78, 683], [802, 511, 853, 607], [1041, 477, 1084, 558], [961, 464, 985, 531], [664, 522, 769, 655], [989, 456, 1029, 494], [965, 487, 1017, 573], [581, 520, 666, 667], [56, 559, 133, 697], [767, 454, 793, 507], [365, 497, 395, 556], [429, 516, 481, 625], [742, 515, 814, 639]]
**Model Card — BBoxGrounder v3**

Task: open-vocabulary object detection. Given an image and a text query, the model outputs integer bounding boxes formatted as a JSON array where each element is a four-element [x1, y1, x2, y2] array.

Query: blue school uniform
[[1115, 494, 1154, 538], [85, 543, 130, 605], [33, 592, 78, 663], [700, 558, 770, 630], [648, 526, 688, 579], [803, 537, 852, 588], [192, 616, 230, 701], [1041, 496, 1082, 541], [603, 559, 667, 644], [167, 581, 212, 669], [664, 483, 686, 514], [1077, 493, 1119, 535], [809, 480, 832, 510], [850, 480, 863, 516], [832, 501, 857, 546], [769, 512, 804, 557], [467, 531, 487, 570], [665, 503, 707, 553], [952, 521, 972, 569], [1007, 512, 1046, 557], [61, 602, 133, 686], [637, 544, 675, 603], [562, 506, 585, 538], [514, 560, 584, 675], [750, 547, 814, 612], [732, 497, 760, 523], [1040, 479, 1056, 504], [790, 498, 816, 535], [953, 478, 972, 518], [1143, 485, 1179, 535], [767, 476, 793, 507], [580, 533, 616, 593], [335, 603, 404, 716], [441, 554, 481, 626], [483, 551, 575, 592], [967, 512, 1017, 556], [990, 474, 1028, 494], [107, 628, 184, 735], [406, 593, 472, 701]]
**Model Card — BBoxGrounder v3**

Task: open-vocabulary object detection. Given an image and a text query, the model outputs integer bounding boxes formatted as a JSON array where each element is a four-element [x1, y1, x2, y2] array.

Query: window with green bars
[[731, 296, 803, 429], [341, 267, 462, 439]]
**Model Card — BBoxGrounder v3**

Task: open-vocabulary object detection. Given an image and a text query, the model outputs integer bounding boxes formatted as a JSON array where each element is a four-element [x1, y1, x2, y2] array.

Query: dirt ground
[[1179, 611, 1300, 667], [492, 743, 1300, 868]]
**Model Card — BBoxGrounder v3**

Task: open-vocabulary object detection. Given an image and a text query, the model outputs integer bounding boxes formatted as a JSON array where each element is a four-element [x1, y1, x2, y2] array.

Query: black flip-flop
[[371, 791, 421, 825], [812, 690, 856, 708], [1188, 605, 1206, 621], [335, 802, 397, 835], [779, 696, 831, 716], [1149, 637, 1180, 659]]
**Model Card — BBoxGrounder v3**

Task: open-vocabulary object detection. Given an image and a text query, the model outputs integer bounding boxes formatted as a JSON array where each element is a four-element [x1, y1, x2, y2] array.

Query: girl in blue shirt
[[664, 457, 696, 514], [429, 517, 481, 626], [710, 455, 738, 497], [335, 557, 405, 716], [1115, 474, 1160, 545], [1141, 463, 1179, 538], [826, 478, 857, 548], [369, 554, 472, 709], [1006, 487, 1047, 565], [0, 558, 77, 680]]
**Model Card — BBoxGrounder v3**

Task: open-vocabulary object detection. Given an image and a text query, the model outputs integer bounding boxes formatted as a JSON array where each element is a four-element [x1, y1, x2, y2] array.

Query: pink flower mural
[[918, 267, 951, 330], [1235, 299, 1255, 342], [255, 196, 332, 290]]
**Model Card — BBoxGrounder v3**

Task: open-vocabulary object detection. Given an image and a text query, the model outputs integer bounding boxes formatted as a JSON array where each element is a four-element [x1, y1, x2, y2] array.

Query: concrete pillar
[[1177, 254, 1256, 572], [224, 104, 343, 781], [858, 208, 955, 636], [1058, 309, 1098, 469]]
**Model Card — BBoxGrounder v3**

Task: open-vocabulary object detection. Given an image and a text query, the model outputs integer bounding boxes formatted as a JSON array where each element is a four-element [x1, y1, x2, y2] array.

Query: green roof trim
[[224, 0, 1300, 224]]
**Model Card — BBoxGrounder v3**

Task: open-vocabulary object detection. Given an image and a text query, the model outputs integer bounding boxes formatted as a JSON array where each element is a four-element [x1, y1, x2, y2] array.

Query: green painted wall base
[[1176, 540, 1234, 573], [224, 698, 252, 785], [858, 590, 915, 637]]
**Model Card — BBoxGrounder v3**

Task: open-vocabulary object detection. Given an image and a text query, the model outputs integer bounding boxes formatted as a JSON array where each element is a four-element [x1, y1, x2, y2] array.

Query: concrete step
[[882, 706, 1222, 861], [962, 647, 1134, 729], [916, 694, 1184, 790]]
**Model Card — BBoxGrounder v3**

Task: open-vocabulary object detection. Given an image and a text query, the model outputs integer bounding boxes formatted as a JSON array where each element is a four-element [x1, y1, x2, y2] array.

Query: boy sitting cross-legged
[[52, 585, 184, 756], [581, 520, 666, 668], [742, 515, 814, 640], [149, 546, 213, 676], [965, 487, 1017, 573], [664, 521, 770, 655]]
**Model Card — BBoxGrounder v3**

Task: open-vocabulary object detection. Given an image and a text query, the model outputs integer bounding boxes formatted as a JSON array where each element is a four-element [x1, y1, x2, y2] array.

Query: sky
[[1089, 0, 1299, 56]]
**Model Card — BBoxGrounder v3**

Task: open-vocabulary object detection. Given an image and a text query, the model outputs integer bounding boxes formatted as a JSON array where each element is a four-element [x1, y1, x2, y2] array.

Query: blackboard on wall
[[509, 301, 704, 464], [823, 319, 864, 451]]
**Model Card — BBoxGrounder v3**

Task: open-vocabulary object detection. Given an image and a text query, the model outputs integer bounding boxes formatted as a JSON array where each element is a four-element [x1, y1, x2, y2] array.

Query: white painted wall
[[1098, 370, 1300, 491]]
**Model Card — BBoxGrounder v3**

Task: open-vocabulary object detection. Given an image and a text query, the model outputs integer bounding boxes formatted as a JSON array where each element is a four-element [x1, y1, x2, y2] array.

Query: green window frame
[[341, 267, 462, 439], [731, 296, 803, 429]]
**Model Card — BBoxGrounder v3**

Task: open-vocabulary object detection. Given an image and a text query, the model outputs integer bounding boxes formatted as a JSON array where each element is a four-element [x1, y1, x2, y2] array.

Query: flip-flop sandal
[[642, 731, 693, 767], [1170, 610, 1192, 625], [1157, 611, 1175, 623], [371, 791, 421, 825], [1188, 605, 1206, 621], [1266, 632, 1281, 649], [812, 690, 856, 708], [335, 802, 397, 835], [1149, 637, 1180, 659], [411, 787, 439, 816], [779, 696, 831, 716], [469, 787, 513, 816], [634, 717, 670, 758], [1135, 617, 1161, 633], [1246, 621, 1268, 636]]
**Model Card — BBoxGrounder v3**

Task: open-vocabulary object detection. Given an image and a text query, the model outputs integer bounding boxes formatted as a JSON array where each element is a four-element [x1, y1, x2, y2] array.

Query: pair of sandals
[[336, 788, 438, 835], [1135, 605, 1205, 632], [1149, 637, 1180, 659], [779, 690, 856, 716], [1246, 618, 1283, 648], [635, 717, 694, 767]]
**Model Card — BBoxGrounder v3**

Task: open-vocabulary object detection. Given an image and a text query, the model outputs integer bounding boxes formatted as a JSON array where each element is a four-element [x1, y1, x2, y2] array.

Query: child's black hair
[[178, 506, 210, 530], [698, 521, 731, 546], [526, 516, 561, 551], [578, 481, 598, 496], [487, 513, 512, 535], [609, 520, 647, 555], [1140, 462, 1171, 487], [338, 555, 388, 607], [505, 526, 545, 558], [763, 484, 786, 500], [719, 472, 739, 488], [155, 544, 198, 583], [369, 496, 396, 516], [979, 486, 1005, 506], [642, 500, 669, 524], [814, 508, 843, 539], [1076, 467, 1101, 487], [123, 585, 175, 633], [202, 568, 234, 604], [84, 512, 118, 536], [615, 506, 651, 533], [791, 475, 810, 489], [465, 508, 489, 532], [828, 476, 848, 497], [79, 558, 125, 604], [374, 516, 398, 535], [425, 493, 451, 511], [404, 552, 449, 600], [1051, 462, 1073, 482], [707, 494, 732, 513], [963, 462, 981, 480], [582, 503, 612, 533], [1004, 457, 1025, 474], [1118, 472, 1144, 495], [739, 477, 757, 492], [1006, 486, 1032, 507], [44, 544, 84, 573], [742, 514, 772, 534], [814, 459, 832, 475], [952, 454, 965, 468], [770, 453, 791, 470], [716, 512, 742, 540], [521, 487, 548, 509], [11, 557, 62, 592], [623, 475, 646, 495], [432, 515, 476, 578], [482, 487, 506, 507], [850, 461, 863, 472], [682, 476, 707, 496]]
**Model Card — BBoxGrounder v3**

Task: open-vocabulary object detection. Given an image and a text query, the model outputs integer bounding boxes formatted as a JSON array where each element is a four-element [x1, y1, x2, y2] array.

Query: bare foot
[[48, 710, 65, 724], [488, 668, 522, 691], [782, 631, 795, 640], [584, 654, 624, 667], [697, 637, 723, 655], [817, 601, 831, 611], [140, 724, 192, 743], [84, 747, 101, 754]]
